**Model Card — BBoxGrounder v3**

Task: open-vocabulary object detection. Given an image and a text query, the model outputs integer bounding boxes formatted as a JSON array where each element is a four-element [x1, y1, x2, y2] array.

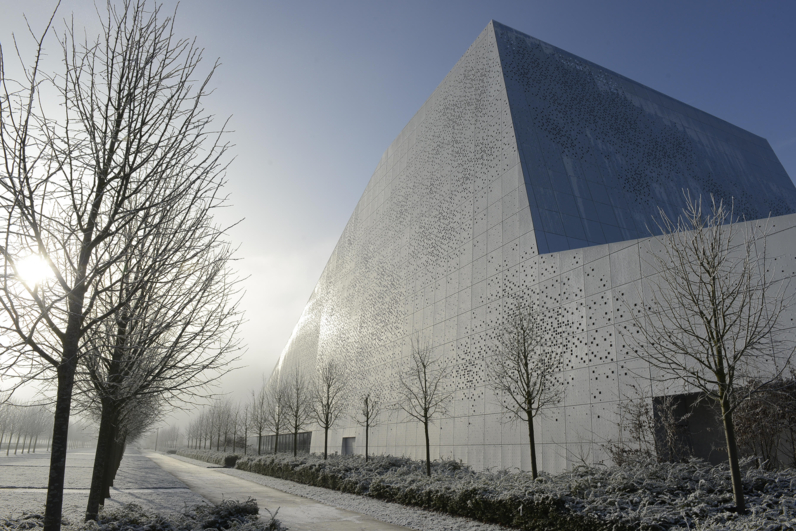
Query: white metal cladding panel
[[327, 215, 796, 472], [272, 22, 527, 457], [270, 19, 796, 473]]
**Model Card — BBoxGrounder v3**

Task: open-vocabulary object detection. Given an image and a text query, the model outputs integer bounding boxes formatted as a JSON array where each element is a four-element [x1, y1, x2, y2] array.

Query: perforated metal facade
[[270, 21, 796, 472]]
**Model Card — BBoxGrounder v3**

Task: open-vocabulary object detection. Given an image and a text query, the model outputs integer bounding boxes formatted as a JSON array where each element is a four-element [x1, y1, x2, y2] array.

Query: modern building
[[270, 21, 796, 472]]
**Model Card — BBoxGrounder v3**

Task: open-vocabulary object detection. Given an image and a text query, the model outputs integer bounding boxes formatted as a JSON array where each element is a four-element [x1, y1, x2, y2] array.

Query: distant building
[[270, 21, 796, 472]]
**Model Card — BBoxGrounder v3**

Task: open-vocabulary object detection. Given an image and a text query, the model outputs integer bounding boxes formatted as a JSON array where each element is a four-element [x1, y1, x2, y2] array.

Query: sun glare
[[16, 255, 52, 286]]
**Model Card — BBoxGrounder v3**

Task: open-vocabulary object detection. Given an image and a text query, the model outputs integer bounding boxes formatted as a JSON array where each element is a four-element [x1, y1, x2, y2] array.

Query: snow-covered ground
[[0, 447, 207, 524]]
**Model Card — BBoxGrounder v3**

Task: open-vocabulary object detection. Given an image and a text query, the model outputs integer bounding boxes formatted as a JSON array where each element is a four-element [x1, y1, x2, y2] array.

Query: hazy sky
[[2, 1, 795, 420]]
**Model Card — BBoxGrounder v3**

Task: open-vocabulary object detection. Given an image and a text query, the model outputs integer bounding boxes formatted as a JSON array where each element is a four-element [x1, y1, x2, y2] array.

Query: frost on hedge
[[0, 499, 285, 531], [235, 453, 796, 531], [176, 449, 241, 466]]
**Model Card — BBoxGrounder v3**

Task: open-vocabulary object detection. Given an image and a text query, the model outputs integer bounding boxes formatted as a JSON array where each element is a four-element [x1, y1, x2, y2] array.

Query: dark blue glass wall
[[494, 21, 796, 253]]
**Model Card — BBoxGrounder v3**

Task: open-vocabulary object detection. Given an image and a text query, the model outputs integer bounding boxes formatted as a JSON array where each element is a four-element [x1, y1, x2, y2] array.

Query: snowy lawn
[[0, 448, 207, 524], [0, 499, 285, 531], [180, 450, 796, 531]]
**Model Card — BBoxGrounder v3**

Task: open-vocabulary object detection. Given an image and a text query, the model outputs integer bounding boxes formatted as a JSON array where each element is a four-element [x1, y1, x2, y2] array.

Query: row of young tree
[[0, 0, 784, 526], [0, 1, 242, 530], [185, 399, 251, 454], [0, 400, 51, 454], [186, 312, 560, 481], [186, 363, 367, 459], [192, 194, 794, 519]]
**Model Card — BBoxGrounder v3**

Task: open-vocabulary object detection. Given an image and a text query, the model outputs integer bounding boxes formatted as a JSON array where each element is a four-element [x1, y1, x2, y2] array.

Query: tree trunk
[[102, 440, 115, 499], [111, 436, 126, 487], [5, 429, 13, 456], [365, 421, 369, 462], [86, 403, 117, 521], [324, 426, 328, 460], [257, 432, 262, 455], [424, 417, 431, 477], [293, 429, 297, 457], [720, 395, 746, 514], [527, 414, 538, 479], [14, 433, 21, 454], [274, 428, 279, 454], [33, 435, 39, 453], [790, 426, 796, 468], [43, 361, 78, 531]]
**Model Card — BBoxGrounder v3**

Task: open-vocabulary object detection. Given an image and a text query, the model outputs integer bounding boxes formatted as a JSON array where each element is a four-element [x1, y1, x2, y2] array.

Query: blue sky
[[2, 0, 795, 410]]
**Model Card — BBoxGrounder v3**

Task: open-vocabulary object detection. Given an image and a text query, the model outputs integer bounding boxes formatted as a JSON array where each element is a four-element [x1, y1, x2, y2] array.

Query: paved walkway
[[146, 452, 411, 531]]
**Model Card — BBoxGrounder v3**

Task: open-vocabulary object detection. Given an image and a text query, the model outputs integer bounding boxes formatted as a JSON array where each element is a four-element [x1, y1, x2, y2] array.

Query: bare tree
[[0, 400, 11, 452], [210, 399, 233, 451], [191, 407, 212, 450], [186, 416, 198, 449], [230, 402, 240, 453], [0, 0, 236, 528], [396, 336, 452, 476], [486, 297, 565, 479], [734, 376, 796, 469], [311, 359, 348, 459], [2, 401, 20, 455], [16, 404, 51, 454], [627, 194, 795, 513], [263, 377, 288, 454], [41, 1, 240, 519], [353, 390, 382, 462], [220, 399, 234, 451], [283, 367, 312, 457], [241, 402, 249, 455], [250, 379, 268, 455], [161, 425, 181, 450], [77, 218, 240, 519], [0, 401, 49, 455]]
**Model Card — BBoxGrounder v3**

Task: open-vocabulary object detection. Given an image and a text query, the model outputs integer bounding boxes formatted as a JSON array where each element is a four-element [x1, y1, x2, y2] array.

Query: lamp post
[[154, 427, 159, 452]]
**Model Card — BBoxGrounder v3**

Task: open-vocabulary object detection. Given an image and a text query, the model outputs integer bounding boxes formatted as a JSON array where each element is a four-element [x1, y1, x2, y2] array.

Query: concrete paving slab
[[146, 452, 412, 531]]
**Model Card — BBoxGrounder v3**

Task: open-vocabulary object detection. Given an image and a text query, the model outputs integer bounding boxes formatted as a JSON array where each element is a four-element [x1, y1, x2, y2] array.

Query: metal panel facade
[[270, 21, 796, 473]]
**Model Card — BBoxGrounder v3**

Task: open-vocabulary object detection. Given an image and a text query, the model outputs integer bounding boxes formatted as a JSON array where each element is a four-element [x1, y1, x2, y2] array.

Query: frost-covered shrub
[[176, 448, 239, 466], [189, 498, 259, 529], [236, 454, 625, 530], [0, 500, 285, 531], [236, 453, 796, 531]]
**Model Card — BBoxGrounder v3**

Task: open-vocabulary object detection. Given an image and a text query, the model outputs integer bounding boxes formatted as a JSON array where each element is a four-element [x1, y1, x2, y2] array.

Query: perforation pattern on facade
[[270, 21, 796, 473]]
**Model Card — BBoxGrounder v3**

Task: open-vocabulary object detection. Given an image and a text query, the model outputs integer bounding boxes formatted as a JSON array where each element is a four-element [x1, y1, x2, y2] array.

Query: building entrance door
[[342, 437, 355, 456]]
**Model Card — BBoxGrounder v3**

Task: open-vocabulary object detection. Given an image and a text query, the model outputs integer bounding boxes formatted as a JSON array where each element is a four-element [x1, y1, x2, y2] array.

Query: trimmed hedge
[[235, 454, 631, 531], [175, 450, 796, 530], [176, 448, 240, 466]]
